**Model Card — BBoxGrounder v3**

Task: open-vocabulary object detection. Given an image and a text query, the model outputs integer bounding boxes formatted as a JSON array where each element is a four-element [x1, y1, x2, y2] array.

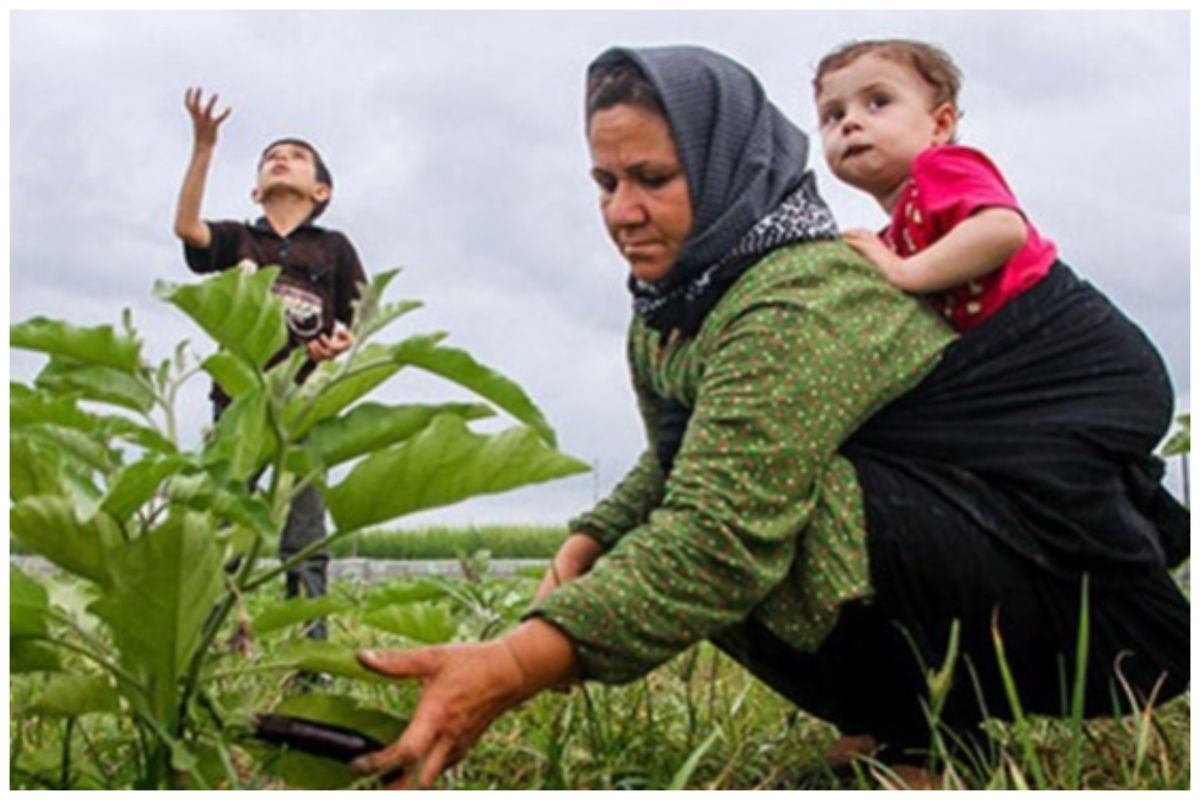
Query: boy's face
[[253, 142, 331, 207], [816, 53, 956, 210]]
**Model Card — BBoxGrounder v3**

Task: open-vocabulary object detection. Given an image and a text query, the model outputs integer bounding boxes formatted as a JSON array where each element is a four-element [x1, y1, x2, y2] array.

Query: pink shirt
[[882, 145, 1057, 332]]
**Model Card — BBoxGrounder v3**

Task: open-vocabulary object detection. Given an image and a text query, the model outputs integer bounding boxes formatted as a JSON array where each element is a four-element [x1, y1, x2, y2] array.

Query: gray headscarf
[[588, 45, 839, 338]]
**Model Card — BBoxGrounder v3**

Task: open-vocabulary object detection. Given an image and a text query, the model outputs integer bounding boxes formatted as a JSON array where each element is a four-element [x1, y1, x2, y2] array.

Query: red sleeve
[[911, 146, 1022, 239]]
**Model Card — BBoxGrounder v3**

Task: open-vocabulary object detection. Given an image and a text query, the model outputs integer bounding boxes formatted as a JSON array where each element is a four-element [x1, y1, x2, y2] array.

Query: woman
[[352, 45, 1189, 789]]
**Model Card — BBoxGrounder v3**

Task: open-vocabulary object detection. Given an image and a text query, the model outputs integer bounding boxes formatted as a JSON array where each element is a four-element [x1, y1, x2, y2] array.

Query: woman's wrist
[[499, 618, 579, 696]]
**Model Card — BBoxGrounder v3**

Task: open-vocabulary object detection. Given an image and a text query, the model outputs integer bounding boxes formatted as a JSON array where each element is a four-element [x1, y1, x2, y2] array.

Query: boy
[[173, 87, 367, 641]]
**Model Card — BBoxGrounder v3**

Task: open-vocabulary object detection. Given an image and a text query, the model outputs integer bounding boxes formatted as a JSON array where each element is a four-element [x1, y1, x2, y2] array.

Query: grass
[[326, 524, 566, 560], [10, 563, 1190, 790]]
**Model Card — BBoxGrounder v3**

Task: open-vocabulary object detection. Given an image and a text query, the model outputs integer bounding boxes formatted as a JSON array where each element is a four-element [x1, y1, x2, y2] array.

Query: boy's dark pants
[[280, 484, 329, 640], [215, 402, 329, 641]]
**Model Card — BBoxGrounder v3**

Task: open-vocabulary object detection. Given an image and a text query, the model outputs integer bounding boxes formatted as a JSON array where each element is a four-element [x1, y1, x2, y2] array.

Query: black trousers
[[716, 263, 1189, 762], [214, 402, 329, 640], [717, 457, 1189, 762]]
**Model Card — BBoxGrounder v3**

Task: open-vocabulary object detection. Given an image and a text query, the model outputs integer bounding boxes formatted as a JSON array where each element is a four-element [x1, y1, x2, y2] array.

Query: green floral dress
[[530, 241, 955, 683]]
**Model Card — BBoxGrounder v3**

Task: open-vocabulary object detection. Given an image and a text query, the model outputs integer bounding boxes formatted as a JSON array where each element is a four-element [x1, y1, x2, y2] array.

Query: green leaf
[[11, 384, 95, 429], [251, 595, 355, 637], [303, 402, 493, 468], [11, 640, 63, 673], [283, 343, 412, 438], [203, 387, 274, 481], [10, 496, 122, 586], [12, 316, 142, 372], [363, 578, 448, 610], [361, 602, 458, 644], [90, 511, 223, 726], [100, 454, 191, 521], [326, 414, 589, 531], [11, 566, 51, 638], [11, 386, 173, 454], [273, 640, 391, 684], [202, 351, 260, 400], [350, 269, 423, 342], [1162, 413, 1190, 457], [164, 473, 274, 538], [19, 423, 120, 475], [156, 267, 287, 368], [35, 358, 156, 413], [28, 673, 120, 718], [10, 434, 67, 501], [391, 334, 558, 445], [669, 725, 722, 790], [98, 415, 177, 454]]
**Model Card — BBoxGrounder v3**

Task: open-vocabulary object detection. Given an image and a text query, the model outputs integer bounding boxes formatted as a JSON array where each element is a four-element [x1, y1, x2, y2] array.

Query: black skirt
[[716, 263, 1189, 761]]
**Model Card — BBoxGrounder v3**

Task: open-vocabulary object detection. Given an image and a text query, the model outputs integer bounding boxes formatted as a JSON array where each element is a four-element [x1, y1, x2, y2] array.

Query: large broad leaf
[[19, 423, 120, 475], [89, 511, 223, 726], [203, 387, 275, 481], [361, 602, 458, 644], [11, 384, 174, 454], [100, 454, 191, 521], [326, 414, 589, 531], [362, 578, 448, 611], [349, 269, 423, 342], [201, 351, 260, 400], [272, 640, 392, 684], [283, 342, 415, 438], [98, 415, 177, 455], [391, 334, 558, 445], [11, 567, 51, 638], [303, 402, 493, 468], [12, 316, 142, 372], [10, 434, 67, 501], [164, 474, 274, 539], [256, 692, 409, 789], [35, 358, 156, 413], [10, 496, 121, 586], [12, 640, 63, 673], [154, 266, 287, 368], [28, 673, 120, 718], [251, 596, 355, 637]]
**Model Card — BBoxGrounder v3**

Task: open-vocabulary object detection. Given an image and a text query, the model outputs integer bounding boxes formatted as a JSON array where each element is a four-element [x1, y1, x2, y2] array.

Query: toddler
[[814, 39, 1057, 331]]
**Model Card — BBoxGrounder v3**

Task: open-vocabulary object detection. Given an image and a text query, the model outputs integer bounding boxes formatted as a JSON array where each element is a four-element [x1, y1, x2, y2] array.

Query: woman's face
[[587, 103, 693, 283]]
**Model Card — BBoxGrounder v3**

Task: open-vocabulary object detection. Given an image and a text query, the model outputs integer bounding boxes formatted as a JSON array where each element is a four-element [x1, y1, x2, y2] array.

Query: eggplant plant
[[10, 266, 588, 788]]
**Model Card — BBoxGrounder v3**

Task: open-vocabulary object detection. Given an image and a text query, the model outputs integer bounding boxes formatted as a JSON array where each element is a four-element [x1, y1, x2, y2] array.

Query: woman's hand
[[534, 532, 605, 604], [184, 87, 231, 149], [353, 619, 577, 789]]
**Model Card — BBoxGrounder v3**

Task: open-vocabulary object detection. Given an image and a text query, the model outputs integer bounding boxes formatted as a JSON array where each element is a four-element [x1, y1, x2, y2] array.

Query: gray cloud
[[11, 10, 1190, 524]]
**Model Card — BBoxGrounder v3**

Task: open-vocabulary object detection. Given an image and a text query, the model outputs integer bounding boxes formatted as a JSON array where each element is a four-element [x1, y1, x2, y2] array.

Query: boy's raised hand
[[184, 87, 231, 147]]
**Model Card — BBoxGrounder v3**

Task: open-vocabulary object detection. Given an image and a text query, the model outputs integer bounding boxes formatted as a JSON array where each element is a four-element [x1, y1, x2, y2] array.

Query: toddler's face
[[816, 53, 954, 210]]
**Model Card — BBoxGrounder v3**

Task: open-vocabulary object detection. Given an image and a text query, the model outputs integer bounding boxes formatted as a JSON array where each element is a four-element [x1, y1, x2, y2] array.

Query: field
[[10, 549, 1190, 790]]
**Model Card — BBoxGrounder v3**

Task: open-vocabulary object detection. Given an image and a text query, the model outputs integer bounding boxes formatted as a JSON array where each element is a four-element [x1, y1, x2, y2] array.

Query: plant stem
[[59, 717, 75, 789], [243, 522, 366, 592]]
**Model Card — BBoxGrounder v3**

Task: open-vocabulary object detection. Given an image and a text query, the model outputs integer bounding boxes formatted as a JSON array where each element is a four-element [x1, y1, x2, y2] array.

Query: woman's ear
[[931, 102, 958, 145], [251, 187, 263, 204], [312, 182, 332, 204]]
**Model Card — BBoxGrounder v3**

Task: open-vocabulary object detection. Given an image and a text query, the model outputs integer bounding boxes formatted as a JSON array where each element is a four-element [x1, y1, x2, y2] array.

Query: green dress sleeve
[[531, 243, 952, 683]]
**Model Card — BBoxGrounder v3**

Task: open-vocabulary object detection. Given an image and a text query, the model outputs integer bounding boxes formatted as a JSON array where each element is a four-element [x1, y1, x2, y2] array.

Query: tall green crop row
[[10, 266, 588, 788]]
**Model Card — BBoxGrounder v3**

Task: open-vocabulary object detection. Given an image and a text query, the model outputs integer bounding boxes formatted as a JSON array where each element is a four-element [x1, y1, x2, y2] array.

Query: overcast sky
[[10, 10, 1190, 528]]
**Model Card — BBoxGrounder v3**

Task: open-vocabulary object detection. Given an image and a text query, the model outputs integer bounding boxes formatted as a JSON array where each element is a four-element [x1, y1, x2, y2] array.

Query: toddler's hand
[[184, 87, 231, 148], [843, 229, 906, 286], [306, 327, 355, 362]]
